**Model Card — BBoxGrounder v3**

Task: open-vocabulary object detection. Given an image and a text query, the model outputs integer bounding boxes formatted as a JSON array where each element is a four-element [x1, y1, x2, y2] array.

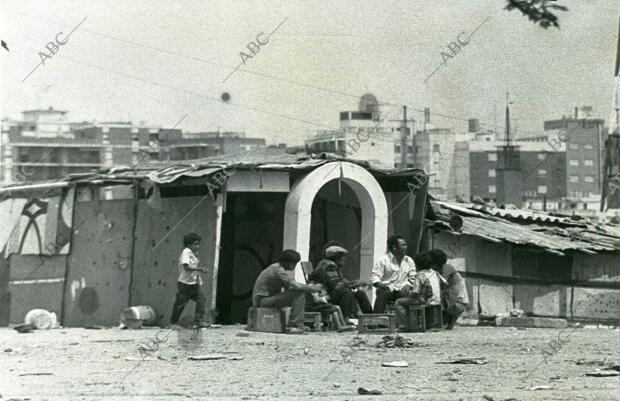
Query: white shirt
[[177, 248, 201, 285], [371, 252, 416, 291]]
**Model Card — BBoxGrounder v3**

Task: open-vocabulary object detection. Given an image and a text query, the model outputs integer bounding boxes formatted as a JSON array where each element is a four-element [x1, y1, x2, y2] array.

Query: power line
[[5, 8, 547, 137]]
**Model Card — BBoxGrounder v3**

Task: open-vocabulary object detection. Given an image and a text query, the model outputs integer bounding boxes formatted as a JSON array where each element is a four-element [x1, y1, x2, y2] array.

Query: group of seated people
[[251, 234, 469, 334]]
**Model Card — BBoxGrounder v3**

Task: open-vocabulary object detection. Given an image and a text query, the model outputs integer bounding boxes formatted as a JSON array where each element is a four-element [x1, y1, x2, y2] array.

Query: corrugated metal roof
[[429, 201, 620, 254], [1, 151, 422, 190]]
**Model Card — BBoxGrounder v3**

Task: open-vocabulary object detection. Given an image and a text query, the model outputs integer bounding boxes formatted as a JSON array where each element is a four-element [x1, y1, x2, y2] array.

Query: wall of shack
[[432, 230, 620, 323]]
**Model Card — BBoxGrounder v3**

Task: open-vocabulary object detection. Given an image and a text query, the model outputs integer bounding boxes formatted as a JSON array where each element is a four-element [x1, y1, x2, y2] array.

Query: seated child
[[307, 283, 353, 332], [429, 249, 469, 330], [394, 252, 445, 329]]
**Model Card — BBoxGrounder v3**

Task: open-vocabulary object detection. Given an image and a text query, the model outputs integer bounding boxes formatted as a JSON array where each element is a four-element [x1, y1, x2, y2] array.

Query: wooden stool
[[303, 312, 322, 331], [246, 307, 290, 333], [406, 305, 426, 332], [424, 304, 443, 330], [357, 313, 397, 333]]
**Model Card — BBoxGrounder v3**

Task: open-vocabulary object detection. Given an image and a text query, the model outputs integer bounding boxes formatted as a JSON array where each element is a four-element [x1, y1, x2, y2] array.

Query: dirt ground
[[1, 325, 619, 401]]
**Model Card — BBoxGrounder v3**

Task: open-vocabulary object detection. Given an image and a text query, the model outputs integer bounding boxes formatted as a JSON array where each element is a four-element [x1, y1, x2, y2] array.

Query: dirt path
[[1, 325, 618, 400]]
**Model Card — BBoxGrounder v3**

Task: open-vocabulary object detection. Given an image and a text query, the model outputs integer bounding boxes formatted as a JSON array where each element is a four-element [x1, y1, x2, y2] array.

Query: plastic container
[[24, 309, 55, 329], [121, 305, 157, 326]]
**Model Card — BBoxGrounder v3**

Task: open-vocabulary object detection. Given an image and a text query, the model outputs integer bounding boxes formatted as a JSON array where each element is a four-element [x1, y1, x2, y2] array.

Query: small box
[[424, 304, 443, 330], [357, 313, 396, 333], [246, 307, 290, 333], [406, 306, 426, 332], [304, 312, 322, 331]]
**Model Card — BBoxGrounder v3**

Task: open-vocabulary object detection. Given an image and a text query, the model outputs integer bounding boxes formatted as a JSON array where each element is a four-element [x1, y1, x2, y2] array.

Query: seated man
[[252, 249, 320, 334], [394, 252, 445, 329], [371, 234, 417, 313], [309, 244, 373, 319]]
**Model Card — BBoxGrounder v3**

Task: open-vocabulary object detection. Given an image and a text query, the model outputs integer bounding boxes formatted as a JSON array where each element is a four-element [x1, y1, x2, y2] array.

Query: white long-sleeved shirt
[[371, 252, 416, 291]]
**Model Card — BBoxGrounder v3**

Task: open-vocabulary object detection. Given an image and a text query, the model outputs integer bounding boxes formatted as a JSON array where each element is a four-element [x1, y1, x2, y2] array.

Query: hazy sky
[[1, 0, 618, 145]]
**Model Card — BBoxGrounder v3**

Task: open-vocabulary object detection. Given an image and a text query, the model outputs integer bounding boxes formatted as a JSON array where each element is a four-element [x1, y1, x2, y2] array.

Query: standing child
[[170, 233, 209, 328]]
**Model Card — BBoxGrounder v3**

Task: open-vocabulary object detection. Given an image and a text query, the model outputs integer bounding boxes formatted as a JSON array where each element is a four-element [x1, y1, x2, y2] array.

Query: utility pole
[[390, 106, 415, 170]]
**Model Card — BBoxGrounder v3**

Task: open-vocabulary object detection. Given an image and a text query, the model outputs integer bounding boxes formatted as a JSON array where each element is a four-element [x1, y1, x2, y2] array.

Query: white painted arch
[[283, 161, 388, 282]]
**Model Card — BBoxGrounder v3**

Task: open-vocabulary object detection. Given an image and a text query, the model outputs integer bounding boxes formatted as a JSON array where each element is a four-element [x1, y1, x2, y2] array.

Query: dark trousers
[[373, 287, 401, 313], [353, 290, 373, 314], [330, 287, 361, 319], [170, 282, 206, 325], [255, 289, 306, 327]]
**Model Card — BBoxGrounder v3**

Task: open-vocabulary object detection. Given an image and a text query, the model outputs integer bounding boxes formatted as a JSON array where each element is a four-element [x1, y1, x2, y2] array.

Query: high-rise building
[[1, 108, 268, 186], [541, 108, 606, 199], [0, 108, 166, 185], [305, 94, 394, 170]]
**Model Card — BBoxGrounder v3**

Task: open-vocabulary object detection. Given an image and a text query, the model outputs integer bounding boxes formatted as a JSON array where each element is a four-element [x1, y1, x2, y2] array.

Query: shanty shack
[[426, 200, 620, 324], [0, 152, 429, 326]]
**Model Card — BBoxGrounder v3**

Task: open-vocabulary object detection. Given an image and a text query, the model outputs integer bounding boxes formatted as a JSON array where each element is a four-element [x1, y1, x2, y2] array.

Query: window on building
[[569, 159, 579, 166], [538, 169, 547, 176], [488, 153, 497, 161], [414, 146, 420, 154], [395, 145, 400, 153], [584, 159, 594, 166], [406, 163, 414, 168], [407, 145, 413, 153], [19, 154, 30, 163], [584, 175, 594, 183], [569, 143, 579, 150], [488, 169, 496, 177], [584, 144, 594, 150], [537, 153, 545, 160], [538, 185, 547, 194], [569, 175, 579, 183], [489, 185, 496, 194], [433, 144, 440, 152]]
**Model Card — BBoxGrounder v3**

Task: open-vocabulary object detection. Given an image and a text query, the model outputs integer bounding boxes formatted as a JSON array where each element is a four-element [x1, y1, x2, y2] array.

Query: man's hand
[[373, 282, 389, 290], [199, 267, 208, 273]]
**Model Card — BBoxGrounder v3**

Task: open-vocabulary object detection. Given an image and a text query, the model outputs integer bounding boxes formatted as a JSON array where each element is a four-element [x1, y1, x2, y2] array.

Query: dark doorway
[[215, 192, 287, 324]]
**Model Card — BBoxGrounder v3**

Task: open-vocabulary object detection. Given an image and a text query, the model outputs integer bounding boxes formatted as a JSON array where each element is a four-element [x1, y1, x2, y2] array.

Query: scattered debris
[[236, 332, 250, 337], [529, 385, 554, 390], [210, 324, 222, 329], [4, 348, 12, 353], [376, 334, 429, 348], [13, 323, 36, 333], [332, 383, 341, 388], [586, 370, 620, 377], [329, 358, 339, 362], [187, 354, 227, 361], [18, 372, 54, 376], [157, 355, 170, 361], [357, 387, 382, 395], [304, 348, 309, 355], [437, 357, 488, 365], [84, 325, 103, 330], [91, 339, 133, 343], [125, 356, 156, 361], [228, 356, 244, 361], [381, 361, 408, 368]]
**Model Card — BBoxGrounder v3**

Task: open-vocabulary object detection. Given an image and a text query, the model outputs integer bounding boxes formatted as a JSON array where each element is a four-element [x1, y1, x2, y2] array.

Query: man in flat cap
[[308, 241, 372, 320]]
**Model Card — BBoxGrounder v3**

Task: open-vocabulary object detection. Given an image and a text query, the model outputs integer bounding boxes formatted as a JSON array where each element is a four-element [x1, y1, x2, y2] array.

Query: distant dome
[[359, 93, 379, 114]]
